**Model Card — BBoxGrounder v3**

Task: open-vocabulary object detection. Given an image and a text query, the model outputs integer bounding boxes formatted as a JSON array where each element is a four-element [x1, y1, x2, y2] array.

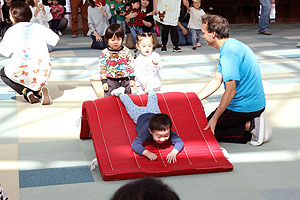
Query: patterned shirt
[[99, 46, 135, 84], [126, 8, 147, 27]]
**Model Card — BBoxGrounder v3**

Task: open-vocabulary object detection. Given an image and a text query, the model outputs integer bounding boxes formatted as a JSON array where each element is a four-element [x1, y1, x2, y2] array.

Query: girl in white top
[[27, 0, 52, 28], [183, 0, 205, 50], [0, 1, 59, 105], [135, 32, 162, 94]]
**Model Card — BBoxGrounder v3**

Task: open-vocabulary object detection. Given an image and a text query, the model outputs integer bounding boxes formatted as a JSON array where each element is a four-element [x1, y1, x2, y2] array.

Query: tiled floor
[[0, 22, 300, 200]]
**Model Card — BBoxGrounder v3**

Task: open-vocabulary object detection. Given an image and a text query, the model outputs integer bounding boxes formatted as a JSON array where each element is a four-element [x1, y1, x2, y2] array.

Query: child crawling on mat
[[111, 87, 184, 163]]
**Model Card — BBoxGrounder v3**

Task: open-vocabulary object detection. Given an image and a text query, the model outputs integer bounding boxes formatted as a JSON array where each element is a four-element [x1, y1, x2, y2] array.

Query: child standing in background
[[135, 32, 162, 94], [106, 0, 116, 24], [183, 0, 205, 50], [114, 0, 126, 32], [50, 0, 64, 36], [100, 23, 135, 96]]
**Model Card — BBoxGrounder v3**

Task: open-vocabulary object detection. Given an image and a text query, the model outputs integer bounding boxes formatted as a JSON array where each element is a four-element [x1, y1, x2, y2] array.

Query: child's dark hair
[[10, 1, 32, 23], [130, 0, 139, 5], [104, 23, 125, 44], [88, 0, 96, 8], [110, 177, 180, 200], [149, 113, 172, 132]]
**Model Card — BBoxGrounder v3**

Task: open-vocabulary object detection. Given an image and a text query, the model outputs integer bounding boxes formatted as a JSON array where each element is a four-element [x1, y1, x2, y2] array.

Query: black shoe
[[161, 46, 167, 52], [173, 46, 181, 52]]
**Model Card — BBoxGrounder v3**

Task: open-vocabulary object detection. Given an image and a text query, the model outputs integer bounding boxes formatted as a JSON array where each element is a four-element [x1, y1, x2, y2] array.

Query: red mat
[[80, 92, 233, 181]]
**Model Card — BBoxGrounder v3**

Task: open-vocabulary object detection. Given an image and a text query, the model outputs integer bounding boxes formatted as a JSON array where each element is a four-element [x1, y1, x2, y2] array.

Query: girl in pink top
[[50, 0, 64, 35]]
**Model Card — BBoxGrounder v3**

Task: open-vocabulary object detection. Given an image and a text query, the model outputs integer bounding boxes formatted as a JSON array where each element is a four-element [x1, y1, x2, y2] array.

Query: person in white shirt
[[134, 32, 162, 94], [0, 1, 59, 105], [27, 0, 52, 28], [183, 0, 205, 50]]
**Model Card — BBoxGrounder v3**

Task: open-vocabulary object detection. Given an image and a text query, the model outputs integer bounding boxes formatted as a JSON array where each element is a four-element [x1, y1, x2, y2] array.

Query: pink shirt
[[50, 5, 64, 19]]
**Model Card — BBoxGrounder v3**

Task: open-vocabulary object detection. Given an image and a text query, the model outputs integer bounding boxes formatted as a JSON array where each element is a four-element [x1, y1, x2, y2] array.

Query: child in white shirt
[[134, 32, 162, 94], [183, 0, 205, 50]]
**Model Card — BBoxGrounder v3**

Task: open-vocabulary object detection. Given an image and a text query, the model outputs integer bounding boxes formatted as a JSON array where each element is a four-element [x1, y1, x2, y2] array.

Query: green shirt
[[106, 0, 116, 17], [115, 2, 126, 21]]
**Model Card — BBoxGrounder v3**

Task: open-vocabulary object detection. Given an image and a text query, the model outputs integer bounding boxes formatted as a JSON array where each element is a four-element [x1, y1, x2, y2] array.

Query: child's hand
[[130, 80, 135, 87], [183, 0, 189, 8], [152, 59, 158, 65], [142, 150, 157, 161], [102, 83, 108, 91], [166, 149, 179, 164]]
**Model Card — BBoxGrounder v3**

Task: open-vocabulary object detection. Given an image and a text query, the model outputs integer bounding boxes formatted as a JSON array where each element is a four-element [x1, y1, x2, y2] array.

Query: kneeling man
[[198, 15, 266, 143]]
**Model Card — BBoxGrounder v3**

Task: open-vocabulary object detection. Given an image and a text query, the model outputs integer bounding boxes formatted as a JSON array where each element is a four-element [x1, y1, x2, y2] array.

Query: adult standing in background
[[153, 0, 181, 52], [177, 0, 192, 46], [1, 0, 13, 38], [70, 0, 88, 38], [258, 0, 272, 35]]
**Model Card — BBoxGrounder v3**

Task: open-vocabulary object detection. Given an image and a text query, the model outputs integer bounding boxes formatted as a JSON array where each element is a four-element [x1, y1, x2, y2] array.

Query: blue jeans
[[128, 25, 143, 45], [109, 17, 116, 24], [117, 20, 126, 33], [177, 22, 192, 46], [191, 28, 202, 46], [258, 0, 271, 32], [91, 35, 107, 50], [120, 91, 161, 124]]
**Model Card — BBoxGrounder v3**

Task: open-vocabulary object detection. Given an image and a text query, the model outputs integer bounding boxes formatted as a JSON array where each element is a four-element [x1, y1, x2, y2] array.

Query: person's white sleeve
[[153, 52, 162, 71], [134, 56, 147, 85], [43, 6, 53, 22], [88, 8, 96, 33], [43, 26, 59, 46], [105, 4, 111, 19], [0, 28, 14, 57]]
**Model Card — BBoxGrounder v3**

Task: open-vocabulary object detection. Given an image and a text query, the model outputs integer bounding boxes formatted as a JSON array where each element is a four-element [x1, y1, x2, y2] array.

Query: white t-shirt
[[153, 0, 181, 26], [134, 52, 162, 93], [188, 7, 206, 30], [30, 5, 52, 28], [0, 22, 59, 91]]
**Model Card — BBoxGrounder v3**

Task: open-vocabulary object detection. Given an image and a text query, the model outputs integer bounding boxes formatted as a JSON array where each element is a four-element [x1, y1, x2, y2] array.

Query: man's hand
[[166, 149, 179, 164], [204, 116, 217, 135], [142, 150, 157, 161], [102, 83, 108, 91]]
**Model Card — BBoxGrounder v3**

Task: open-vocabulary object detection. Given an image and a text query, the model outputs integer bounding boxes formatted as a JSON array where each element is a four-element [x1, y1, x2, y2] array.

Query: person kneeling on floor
[[0, 1, 59, 105], [197, 14, 271, 146]]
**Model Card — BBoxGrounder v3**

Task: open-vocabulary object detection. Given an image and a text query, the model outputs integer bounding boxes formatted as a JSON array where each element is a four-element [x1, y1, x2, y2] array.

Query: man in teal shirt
[[198, 15, 266, 143]]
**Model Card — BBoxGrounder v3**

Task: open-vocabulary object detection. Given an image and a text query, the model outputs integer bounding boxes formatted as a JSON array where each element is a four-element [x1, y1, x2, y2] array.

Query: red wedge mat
[[80, 92, 233, 181]]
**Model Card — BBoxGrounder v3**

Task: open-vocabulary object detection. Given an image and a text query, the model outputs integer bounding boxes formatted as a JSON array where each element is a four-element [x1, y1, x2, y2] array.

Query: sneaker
[[161, 46, 167, 52], [173, 46, 181, 52], [25, 91, 39, 104], [71, 34, 77, 38], [58, 31, 63, 36], [41, 86, 52, 105], [192, 45, 197, 50], [296, 42, 300, 48], [196, 42, 201, 47], [220, 147, 229, 160], [250, 112, 272, 146], [111, 87, 125, 97], [258, 30, 272, 35]]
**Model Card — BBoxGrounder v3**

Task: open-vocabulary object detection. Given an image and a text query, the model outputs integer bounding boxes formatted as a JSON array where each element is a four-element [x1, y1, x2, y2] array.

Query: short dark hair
[[202, 14, 230, 39], [149, 113, 172, 132], [10, 1, 32, 23], [130, 0, 139, 5], [104, 23, 125, 43], [110, 178, 180, 200], [88, 0, 96, 8]]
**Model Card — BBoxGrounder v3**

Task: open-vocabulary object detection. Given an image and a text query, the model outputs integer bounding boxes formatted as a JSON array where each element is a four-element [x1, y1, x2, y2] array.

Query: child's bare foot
[[41, 86, 52, 105], [111, 87, 125, 97]]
